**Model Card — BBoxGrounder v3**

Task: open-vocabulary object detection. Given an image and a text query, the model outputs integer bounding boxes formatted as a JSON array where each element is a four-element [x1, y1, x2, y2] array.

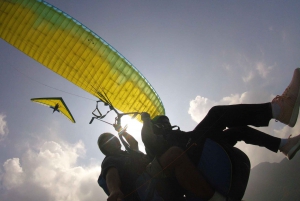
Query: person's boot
[[272, 68, 300, 127], [280, 134, 300, 160]]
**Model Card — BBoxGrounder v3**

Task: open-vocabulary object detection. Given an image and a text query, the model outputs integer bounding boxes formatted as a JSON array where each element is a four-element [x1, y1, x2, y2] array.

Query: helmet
[[151, 115, 169, 123]]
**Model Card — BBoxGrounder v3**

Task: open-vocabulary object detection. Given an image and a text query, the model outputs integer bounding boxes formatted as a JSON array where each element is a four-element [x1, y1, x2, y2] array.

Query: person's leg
[[210, 126, 281, 153], [153, 147, 215, 199], [194, 103, 273, 132], [187, 104, 272, 167], [147, 147, 241, 200], [211, 126, 300, 160], [194, 68, 300, 133]]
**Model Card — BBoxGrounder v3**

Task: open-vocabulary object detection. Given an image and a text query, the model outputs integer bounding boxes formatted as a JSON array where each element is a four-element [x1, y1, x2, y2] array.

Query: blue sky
[[0, 0, 300, 200]]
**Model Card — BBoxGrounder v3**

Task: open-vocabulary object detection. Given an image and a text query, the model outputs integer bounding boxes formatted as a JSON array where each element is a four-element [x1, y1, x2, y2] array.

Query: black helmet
[[151, 115, 169, 123]]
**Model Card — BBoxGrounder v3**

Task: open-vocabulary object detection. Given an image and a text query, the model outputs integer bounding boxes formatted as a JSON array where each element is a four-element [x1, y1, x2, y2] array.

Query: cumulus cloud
[[188, 91, 289, 167], [0, 139, 105, 201], [0, 114, 8, 141], [188, 96, 218, 124], [2, 158, 24, 190]]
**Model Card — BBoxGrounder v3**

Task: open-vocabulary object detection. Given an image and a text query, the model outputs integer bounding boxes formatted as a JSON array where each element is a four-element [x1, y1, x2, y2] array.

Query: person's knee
[[159, 146, 185, 166], [168, 146, 184, 154], [209, 105, 224, 115], [166, 146, 185, 160], [146, 157, 166, 178]]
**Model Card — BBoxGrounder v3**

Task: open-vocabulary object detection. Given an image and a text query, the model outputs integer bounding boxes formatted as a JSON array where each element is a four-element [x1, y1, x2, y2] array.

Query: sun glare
[[119, 115, 146, 153], [120, 115, 143, 137]]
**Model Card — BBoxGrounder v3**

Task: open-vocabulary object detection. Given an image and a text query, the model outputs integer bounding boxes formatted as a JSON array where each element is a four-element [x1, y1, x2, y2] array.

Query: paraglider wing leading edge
[[0, 0, 165, 121]]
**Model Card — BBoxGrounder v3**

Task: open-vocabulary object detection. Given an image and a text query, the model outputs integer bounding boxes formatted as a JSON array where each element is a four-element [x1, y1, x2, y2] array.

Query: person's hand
[[107, 190, 124, 201], [141, 112, 151, 121]]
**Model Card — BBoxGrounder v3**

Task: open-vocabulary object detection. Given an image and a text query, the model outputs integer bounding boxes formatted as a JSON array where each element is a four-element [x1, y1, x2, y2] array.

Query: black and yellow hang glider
[[31, 97, 76, 123]]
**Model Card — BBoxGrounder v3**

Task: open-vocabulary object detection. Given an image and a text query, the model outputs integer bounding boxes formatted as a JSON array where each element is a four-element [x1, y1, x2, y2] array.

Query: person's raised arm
[[141, 112, 157, 146], [106, 167, 124, 201], [122, 131, 139, 151], [113, 125, 139, 151]]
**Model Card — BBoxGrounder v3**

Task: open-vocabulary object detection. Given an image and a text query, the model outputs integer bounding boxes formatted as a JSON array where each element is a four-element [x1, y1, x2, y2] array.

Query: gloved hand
[[141, 112, 151, 121]]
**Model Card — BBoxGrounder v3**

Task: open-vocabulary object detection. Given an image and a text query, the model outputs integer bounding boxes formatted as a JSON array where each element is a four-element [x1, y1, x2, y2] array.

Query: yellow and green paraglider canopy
[[0, 0, 165, 121], [31, 97, 76, 123]]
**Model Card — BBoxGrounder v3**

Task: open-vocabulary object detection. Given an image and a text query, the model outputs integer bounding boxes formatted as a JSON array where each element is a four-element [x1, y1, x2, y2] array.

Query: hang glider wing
[[0, 0, 165, 121], [31, 97, 76, 123]]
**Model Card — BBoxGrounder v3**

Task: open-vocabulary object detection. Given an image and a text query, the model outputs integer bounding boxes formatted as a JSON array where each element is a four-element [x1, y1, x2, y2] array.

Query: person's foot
[[272, 68, 300, 127], [280, 134, 300, 160]]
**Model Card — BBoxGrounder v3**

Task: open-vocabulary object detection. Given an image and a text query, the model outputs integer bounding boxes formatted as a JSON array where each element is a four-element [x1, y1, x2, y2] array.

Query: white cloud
[[2, 158, 24, 190], [256, 62, 273, 78], [242, 71, 254, 83], [0, 139, 105, 201], [0, 114, 8, 141], [188, 96, 218, 123]]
